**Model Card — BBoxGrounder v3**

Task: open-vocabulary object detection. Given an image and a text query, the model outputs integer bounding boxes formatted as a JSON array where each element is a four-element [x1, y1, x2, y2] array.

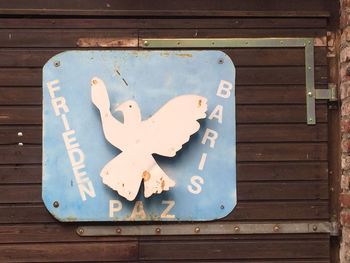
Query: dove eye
[[129, 105, 132, 108]]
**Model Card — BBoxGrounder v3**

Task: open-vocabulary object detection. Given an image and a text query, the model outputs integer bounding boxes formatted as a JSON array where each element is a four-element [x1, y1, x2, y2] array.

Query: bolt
[[155, 227, 161, 234], [312, 225, 318, 231], [53, 201, 59, 208], [194, 227, 200, 233], [144, 41, 149, 46], [273, 225, 280, 232], [218, 58, 224, 64], [234, 226, 240, 232], [116, 228, 122, 234], [54, 61, 60, 67], [17, 132, 23, 137], [18, 142, 23, 146], [77, 228, 84, 235]]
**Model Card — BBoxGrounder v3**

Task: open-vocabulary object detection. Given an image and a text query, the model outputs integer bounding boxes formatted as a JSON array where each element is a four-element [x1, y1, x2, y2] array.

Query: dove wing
[[143, 95, 207, 157]]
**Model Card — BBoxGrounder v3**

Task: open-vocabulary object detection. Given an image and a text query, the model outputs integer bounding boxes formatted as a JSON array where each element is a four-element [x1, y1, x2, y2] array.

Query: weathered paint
[[42, 50, 236, 221]]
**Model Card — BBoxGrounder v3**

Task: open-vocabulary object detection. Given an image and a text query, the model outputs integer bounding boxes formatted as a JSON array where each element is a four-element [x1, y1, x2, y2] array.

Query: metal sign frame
[[140, 37, 336, 125]]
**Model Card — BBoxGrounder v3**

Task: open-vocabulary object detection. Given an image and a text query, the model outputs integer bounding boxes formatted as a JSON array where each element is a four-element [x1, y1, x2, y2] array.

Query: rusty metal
[[76, 221, 338, 236], [77, 37, 138, 48]]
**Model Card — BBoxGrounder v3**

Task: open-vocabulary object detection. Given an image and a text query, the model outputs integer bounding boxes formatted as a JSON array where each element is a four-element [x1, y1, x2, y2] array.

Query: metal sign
[[42, 50, 236, 221]]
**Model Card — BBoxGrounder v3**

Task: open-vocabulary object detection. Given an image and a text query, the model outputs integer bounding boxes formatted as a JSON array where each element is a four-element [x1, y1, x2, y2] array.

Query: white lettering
[[160, 200, 175, 219], [68, 147, 84, 167], [198, 153, 207, 171], [78, 181, 96, 201], [47, 80, 60, 98], [188, 175, 204, 194], [201, 128, 218, 148], [216, 80, 233, 99], [109, 200, 122, 217], [51, 97, 69, 116], [209, 104, 223, 124], [62, 129, 79, 150], [130, 201, 147, 220]]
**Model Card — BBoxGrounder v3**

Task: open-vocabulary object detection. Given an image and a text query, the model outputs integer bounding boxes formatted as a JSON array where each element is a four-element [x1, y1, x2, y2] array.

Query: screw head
[[234, 226, 240, 232], [220, 205, 225, 209], [18, 142, 23, 146], [144, 40, 149, 46], [53, 201, 59, 208], [312, 225, 318, 231], [273, 225, 280, 232], [116, 228, 122, 234], [155, 227, 161, 234], [218, 58, 224, 64], [17, 132, 23, 137], [194, 227, 200, 233], [78, 228, 84, 235], [54, 61, 60, 67]]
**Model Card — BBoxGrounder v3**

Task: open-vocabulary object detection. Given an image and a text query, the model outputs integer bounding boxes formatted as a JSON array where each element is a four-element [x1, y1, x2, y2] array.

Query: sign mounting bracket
[[140, 37, 333, 125]]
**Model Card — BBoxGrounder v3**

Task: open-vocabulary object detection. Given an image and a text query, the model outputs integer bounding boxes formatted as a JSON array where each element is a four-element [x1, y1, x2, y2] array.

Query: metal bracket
[[141, 37, 332, 125], [77, 221, 338, 236]]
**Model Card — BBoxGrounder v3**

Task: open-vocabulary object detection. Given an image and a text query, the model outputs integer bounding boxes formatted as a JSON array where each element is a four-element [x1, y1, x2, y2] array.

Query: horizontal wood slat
[[0, 242, 138, 262], [0, 48, 327, 68], [0, 123, 328, 145], [0, 201, 329, 223], [0, 18, 328, 29], [0, 66, 328, 86], [0, 162, 328, 184], [0, 143, 327, 164], [139, 239, 329, 260], [0, 105, 328, 125], [0, 181, 328, 204]]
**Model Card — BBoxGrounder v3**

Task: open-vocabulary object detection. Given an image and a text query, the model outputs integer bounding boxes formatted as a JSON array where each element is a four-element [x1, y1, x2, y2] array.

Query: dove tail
[[143, 156, 176, 198], [100, 152, 175, 201]]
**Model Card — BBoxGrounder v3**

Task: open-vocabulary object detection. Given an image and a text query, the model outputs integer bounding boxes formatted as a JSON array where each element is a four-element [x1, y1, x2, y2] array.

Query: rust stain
[[161, 178, 165, 190], [176, 53, 193, 58], [76, 38, 138, 48], [143, 171, 151, 182]]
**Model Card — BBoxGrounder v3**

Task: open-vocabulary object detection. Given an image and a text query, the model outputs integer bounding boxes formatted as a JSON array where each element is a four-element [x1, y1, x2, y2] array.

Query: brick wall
[[341, 0, 350, 262]]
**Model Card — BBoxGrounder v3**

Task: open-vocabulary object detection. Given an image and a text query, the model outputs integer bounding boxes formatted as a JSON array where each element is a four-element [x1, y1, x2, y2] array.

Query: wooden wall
[[0, 1, 337, 262]]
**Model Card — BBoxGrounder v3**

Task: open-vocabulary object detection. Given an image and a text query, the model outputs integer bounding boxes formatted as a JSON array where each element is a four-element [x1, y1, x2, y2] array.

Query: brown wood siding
[[0, 0, 336, 262]]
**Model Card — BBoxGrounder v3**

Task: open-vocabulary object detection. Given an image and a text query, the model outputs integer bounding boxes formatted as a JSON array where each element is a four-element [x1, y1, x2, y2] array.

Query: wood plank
[[0, 48, 327, 67], [237, 143, 327, 162], [0, 181, 328, 204], [0, 29, 138, 48], [0, 0, 328, 12], [237, 181, 328, 201], [139, 239, 329, 260], [139, 28, 326, 38], [0, 126, 41, 145], [236, 105, 327, 124], [0, 18, 327, 29], [139, 260, 329, 263], [0, 201, 329, 223], [0, 104, 328, 125], [0, 162, 328, 184], [0, 88, 41, 105], [237, 124, 328, 142], [0, 223, 137, 243], [0, 123, 328, 145], [0, 29, 327, 48], [0, 85, 329, 106], [237, 162, 328, 181], [0, 242, 138, 262], [0, 165, 41, 184], [225, 201, 329, 220], [0, 66, 327, 86], [0, 146, 41, 164], [0, 142, 326, 164]]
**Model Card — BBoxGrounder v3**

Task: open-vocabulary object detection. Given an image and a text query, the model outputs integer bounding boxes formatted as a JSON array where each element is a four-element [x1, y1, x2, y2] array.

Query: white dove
[[91, 77, 208, 201]]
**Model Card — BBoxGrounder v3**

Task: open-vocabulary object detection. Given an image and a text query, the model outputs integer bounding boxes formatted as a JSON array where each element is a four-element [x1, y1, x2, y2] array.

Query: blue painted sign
[[42, 50, 236, 221]]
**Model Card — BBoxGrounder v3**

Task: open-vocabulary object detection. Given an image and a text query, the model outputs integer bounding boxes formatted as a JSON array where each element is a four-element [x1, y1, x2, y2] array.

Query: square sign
[[42, 50, 236, 221]]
